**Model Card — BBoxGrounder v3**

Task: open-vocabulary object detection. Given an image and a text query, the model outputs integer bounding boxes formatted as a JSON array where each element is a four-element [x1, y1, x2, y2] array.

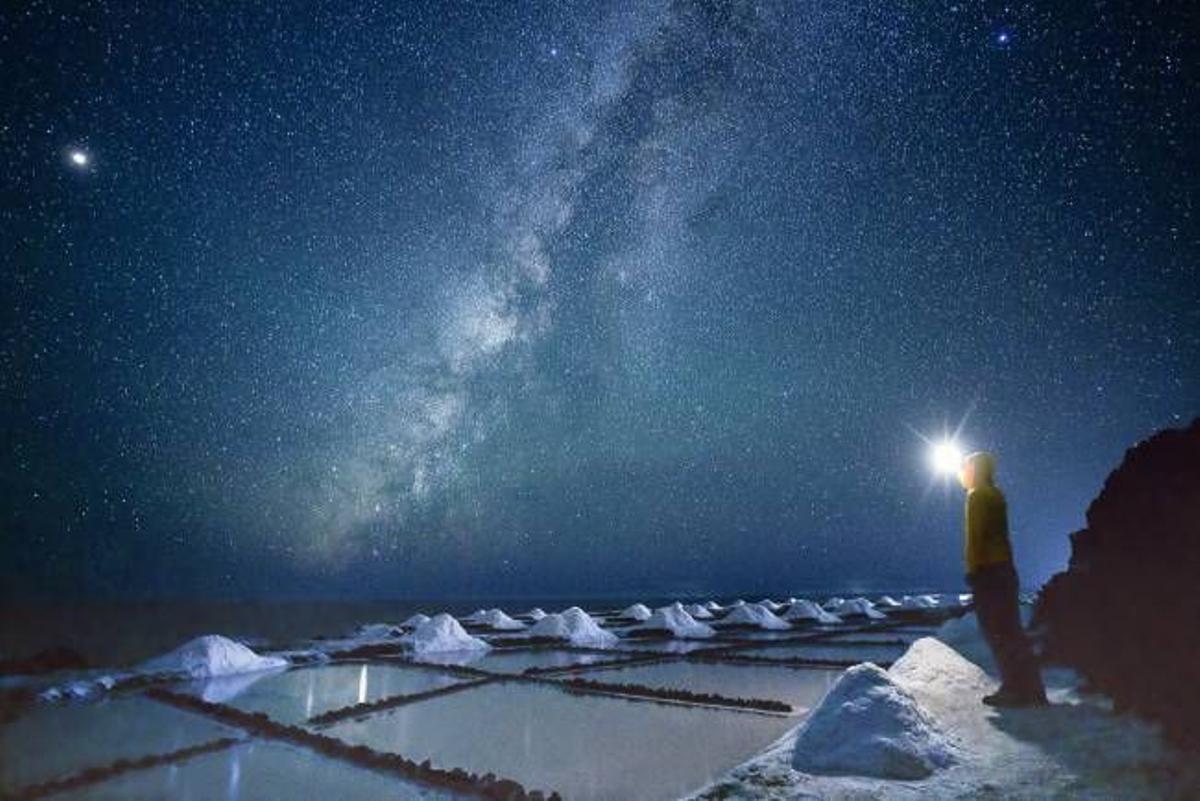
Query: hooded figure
[[960, 451, 1047, 707]]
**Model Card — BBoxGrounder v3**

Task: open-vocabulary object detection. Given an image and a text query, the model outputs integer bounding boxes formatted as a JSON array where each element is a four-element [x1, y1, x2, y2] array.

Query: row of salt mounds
[[783, 599, 841, 624], [619, 603, 653, 622], [830, 597, 886, 619], [719, 602, 791, 630], [639, 603, 716, 638], [792, 638, 969, 780], [470, 608, 526, 631], [140, 635, 289, 679], [685, 603, 714, 620], [901, 594, 940, 610], [404, 614, 490, 656], [353, 623, 404, 640], [527, 607, 618, 648]]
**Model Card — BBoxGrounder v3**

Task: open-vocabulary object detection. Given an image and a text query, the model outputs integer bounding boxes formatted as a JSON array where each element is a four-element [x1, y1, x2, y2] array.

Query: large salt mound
[[404, 614, 490, 656], [140, 635, 288, 679], [784, 599, 841, 624], [619, 603, 652, 621], [474, 608, 526, 630], [639, 603, 716, 638], [527, 608, 618, 648], [720, 602, 791, 630], [890, 636, 992, 699], [685, 603, 714, 619], [792, 662, 958, 779]]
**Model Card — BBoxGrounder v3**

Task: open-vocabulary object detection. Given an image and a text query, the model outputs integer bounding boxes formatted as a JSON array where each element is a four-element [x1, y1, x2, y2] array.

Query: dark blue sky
[[3, 1, 1196, 599]]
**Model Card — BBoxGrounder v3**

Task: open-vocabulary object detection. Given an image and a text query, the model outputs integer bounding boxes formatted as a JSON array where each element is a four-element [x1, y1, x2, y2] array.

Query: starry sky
[[2, 1, 1196, 600]]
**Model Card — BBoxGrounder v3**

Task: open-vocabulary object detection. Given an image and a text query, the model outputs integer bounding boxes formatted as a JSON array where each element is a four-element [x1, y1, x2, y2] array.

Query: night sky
[[2, 1, 1196, 600]]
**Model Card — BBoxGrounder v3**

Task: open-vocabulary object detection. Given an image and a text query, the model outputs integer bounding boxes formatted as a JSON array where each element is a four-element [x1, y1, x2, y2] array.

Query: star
[[67, 149, 90, 168]]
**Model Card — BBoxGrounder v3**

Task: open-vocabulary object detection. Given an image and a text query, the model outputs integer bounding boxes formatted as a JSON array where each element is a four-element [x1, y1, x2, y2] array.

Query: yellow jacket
[[965, 484, 1013, 575]]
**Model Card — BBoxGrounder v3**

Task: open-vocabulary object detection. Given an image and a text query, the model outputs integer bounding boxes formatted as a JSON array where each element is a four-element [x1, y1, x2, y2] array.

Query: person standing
[[960, 451, 1048, 707]]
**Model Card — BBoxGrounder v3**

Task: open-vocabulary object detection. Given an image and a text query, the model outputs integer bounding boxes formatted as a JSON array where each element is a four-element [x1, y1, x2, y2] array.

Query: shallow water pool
[[327, 680, 797, 801], [0, 695, 238, 794], [470, 648, 627, 675], [179, 663, 470, 724], [574, 660, 840, 711], [737, 642, 905, 664], [46, 740, 464, 801]]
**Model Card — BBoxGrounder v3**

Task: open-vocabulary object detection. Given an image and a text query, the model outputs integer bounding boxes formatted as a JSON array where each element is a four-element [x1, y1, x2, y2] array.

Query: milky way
[[2, 1, 1197, 598]]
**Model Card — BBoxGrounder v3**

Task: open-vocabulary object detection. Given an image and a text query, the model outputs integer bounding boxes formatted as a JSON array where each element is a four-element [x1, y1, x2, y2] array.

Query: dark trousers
[[969, 562, 1045, 698]]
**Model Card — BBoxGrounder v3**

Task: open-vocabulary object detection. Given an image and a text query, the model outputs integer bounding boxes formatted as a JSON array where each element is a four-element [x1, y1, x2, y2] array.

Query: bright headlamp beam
[[930, 440, 964, 476]]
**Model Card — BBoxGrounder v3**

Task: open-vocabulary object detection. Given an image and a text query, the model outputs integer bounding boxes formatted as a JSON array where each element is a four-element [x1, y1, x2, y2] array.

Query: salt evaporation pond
[[327, 680, 797, 801], [0, 695, 238, 793], [739, 642, 906, 664], [471, 648, 620, 675], [47, 740, 464, 801], [179, 663, 471, 724], [573, 661, 841, 711], [609, 638, 716, 654]]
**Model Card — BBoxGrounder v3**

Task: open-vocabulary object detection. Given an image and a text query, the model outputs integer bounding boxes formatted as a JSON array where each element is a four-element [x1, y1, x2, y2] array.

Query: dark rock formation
[[1035, 418, 1200, 746]]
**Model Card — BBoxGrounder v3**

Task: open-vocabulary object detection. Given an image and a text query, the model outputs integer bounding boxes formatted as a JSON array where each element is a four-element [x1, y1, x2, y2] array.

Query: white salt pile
[[719, 602, 791, 630], [639, 603, 716, 638], [140, 635, 289, 680], [473, 609, 526, 631], [619, 603, 653, 621], [527, 607, 618, 648], [792, 661, 959, 779], [685, 603, 714, 619], [401, 613, 431, 628], [836, 597, 886, 619], [525, 607, 548, 621], [783, 599, 841, 624], [404, 614, 490, 656]]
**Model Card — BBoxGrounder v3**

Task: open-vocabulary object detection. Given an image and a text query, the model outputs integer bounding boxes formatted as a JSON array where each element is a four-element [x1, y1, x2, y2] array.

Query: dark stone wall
[[1035, 418, 1200, 747]]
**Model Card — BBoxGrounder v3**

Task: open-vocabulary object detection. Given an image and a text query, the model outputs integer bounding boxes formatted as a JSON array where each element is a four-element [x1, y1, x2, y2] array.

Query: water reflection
[[227, 745, 241, 801], [186, 666, 288, 704]]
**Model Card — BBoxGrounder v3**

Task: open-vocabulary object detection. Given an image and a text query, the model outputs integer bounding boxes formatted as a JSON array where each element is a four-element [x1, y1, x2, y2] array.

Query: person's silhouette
[[960, 451, 1048, 707]]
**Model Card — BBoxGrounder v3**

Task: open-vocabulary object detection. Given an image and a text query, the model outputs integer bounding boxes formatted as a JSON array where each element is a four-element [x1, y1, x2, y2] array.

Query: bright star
[[68, 149, 89, 168]]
